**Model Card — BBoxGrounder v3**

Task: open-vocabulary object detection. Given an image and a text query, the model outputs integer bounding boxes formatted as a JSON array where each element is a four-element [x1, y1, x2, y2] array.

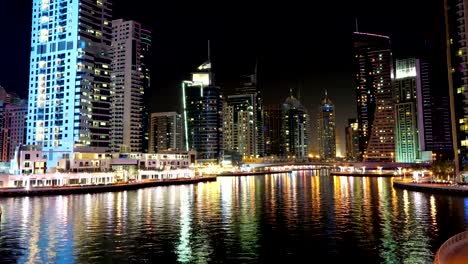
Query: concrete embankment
[[393, 180, 468, 196], [0, 176, 217, 197]]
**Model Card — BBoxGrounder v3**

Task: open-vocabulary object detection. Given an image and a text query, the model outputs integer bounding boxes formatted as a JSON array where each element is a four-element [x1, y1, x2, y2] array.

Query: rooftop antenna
[[254, 57, 258, 84], [297, 85, 301, 101], [208, 40, 211, 63]]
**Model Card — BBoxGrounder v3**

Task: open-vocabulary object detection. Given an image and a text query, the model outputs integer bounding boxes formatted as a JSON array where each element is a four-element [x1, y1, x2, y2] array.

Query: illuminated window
[[462, 139, 468, 147], [458, 87, 464, 94]]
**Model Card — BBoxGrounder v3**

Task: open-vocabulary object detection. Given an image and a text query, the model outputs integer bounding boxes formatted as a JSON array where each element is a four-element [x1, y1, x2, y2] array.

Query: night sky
[[0, 0, 441, 155]]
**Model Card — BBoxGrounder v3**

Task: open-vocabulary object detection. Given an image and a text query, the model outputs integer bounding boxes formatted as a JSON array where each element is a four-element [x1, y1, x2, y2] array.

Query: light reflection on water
[[0, 171, 467, 263]]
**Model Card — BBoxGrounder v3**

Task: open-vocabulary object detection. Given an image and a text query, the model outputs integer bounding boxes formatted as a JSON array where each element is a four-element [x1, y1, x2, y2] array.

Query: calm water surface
[[1, 170, 468, 263]]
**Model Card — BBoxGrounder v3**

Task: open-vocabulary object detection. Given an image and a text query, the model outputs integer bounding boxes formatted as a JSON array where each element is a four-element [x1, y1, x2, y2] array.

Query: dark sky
[[0, 0, 440, 155]]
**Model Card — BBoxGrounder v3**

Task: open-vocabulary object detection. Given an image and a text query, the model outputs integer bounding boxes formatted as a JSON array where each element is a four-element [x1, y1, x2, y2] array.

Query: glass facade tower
[[27, 0, 112, 169]]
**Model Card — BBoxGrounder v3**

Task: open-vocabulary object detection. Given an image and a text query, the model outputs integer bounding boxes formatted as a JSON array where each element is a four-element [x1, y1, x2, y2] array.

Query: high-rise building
[[182, 55, 223, 164], [416, 58, 453, 159], [1, 102, 27, 162], [111, 19, 149, 153], [282, 91, 309, 158], [445, 0, 468, 172], [317, 91, 336, 161], [141, 28, 152, 154], [149, 112, 183, 153], [345, 118, 359, 161], [394, 58, 420, 163], [223, 72, 264, 159], [27, 0, 112, 169], [264, 105, 282, 156], [352, 32, 395, 162]]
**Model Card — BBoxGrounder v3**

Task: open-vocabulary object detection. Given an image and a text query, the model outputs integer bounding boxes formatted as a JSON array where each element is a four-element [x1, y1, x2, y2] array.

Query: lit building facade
[[345, 118, 359, 161], [282, 92, 309, 158], [182, 61, 223, 164], [111, 19, 149, 153], [223, 73, 264, 159], [1, 103, 27, 162], [317, 91, 336, 161], [353, 32, 395, 162], [149, 112, 183, 153], [140, 28, 152, 154], [445, 0, 468, 171], [27, 0, 112, 169], [394, 58, 420, 163]]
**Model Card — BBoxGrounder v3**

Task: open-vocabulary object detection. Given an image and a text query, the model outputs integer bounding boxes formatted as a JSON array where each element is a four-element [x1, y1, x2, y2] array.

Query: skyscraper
[[317, 91, 336, 161], [445, 0, 468, 173], [345, 118, 359, 161], [352, 32, 395, 162], [394, 58, 420, 163], [140, 28, 152, 154], [223, 71, 264, 159], [282, 90, 309, 159], [182, 50, 223, 164], [1, 102, 27, 162], [111, 19, 148, 153], [264, 105, 282, 156], [149, 112, 183, 153], [416, 58, 453, 159], [27, 0, 112, 169]]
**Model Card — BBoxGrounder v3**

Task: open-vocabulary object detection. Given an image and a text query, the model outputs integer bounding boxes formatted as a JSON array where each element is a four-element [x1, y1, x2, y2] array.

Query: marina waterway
[[0, 170, 467, 263]]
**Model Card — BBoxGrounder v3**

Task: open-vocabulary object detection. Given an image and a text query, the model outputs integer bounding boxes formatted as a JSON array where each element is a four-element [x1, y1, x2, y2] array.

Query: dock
[[0, 176, 217, 197]]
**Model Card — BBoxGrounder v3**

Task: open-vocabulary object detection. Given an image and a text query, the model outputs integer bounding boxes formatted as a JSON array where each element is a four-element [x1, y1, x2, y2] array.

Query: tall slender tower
[[352, 32, 395, 162], [282, 90, 309, 159], [110, 19, 146, 153], [394, 58, 419, 163], [318, 90, 336, 161], [27, 0, 112, 169], [264, 105, 282, 156], [345, 118, 359, 161], [223, 68, 264, 159], [140, 28, 152, 153], [445, 0, 468, 176], [182, 41, 223, 164]]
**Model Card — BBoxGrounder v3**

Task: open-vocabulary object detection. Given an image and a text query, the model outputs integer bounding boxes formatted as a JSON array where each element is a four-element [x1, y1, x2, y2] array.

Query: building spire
[[355, 17, 359, 32], [289, 88, 293, 97], [208, 40, 211, 63], [254, 57, 258, 84], [325, 89, 328, 97]]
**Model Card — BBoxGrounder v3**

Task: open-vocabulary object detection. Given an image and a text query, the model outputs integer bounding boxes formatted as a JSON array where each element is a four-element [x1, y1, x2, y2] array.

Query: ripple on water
[[0, 174, 466, 263]]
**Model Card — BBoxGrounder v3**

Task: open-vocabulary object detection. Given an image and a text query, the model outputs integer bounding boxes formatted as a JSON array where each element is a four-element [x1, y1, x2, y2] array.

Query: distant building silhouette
[[345, 118, 359, 161], [149, 112, 183, 153], [281, 90, 309, 159], [317, 90, 336, 161]]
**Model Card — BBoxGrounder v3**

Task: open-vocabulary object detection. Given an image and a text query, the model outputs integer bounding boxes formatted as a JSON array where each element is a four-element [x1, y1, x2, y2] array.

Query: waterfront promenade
[[0, 176, 217, 197], [393, 179, 468, 196]]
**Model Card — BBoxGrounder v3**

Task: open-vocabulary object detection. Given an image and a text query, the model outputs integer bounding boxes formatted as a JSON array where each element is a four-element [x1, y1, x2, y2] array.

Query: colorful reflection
[[0, 171, 466, 263]]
